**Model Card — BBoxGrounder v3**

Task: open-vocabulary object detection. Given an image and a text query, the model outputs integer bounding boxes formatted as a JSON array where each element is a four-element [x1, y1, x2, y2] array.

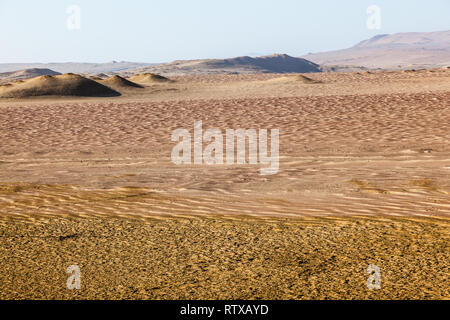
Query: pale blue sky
[[1, 0, 449, 63]]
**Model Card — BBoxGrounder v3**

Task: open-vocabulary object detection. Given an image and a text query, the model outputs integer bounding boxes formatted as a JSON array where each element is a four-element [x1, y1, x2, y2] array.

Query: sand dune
[[267, 74, 322, 84], [128, 73, 172, 84], [0, 73, 120, 98], [100, 75, 143, 89]]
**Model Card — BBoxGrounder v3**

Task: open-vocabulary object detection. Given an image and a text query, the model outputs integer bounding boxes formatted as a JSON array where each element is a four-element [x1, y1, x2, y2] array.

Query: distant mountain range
[[1, 30, 449, 77], [0, 55, 324, 79], [303, 30, 450, 69]]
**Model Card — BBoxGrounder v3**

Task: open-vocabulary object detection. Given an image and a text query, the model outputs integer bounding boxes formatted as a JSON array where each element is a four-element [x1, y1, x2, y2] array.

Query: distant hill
[[0, 68, 61, 81], [0, 61, 159, 74], [303, 30, 450, 69], [136, 54, 321, 75]]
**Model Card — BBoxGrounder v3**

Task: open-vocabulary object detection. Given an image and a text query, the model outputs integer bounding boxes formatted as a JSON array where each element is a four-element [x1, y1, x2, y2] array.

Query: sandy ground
[[0, 213, 448, 299], [0, 70, 449, 299]]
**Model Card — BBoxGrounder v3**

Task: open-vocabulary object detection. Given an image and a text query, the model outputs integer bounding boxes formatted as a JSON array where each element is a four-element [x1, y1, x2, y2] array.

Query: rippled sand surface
[[0, 70, 449, 299]]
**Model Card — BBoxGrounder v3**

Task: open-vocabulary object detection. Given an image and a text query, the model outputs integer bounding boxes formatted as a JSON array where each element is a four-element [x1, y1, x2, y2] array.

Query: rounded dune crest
[[128, 73, 173, 84], [101, 75, 143, 88], [0, 73, 120, 98]]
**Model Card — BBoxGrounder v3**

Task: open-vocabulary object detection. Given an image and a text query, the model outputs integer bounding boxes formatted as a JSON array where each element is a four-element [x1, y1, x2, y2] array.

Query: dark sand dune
[[0, 73, 120, 98]]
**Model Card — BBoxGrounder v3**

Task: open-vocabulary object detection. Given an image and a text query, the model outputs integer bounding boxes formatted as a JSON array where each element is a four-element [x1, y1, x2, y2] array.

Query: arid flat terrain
[[0, 69, 449, 299]]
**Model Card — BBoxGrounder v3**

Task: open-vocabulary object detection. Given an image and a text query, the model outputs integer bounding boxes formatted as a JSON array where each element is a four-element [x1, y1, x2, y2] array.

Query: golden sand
[[0, 210, 448, 299]]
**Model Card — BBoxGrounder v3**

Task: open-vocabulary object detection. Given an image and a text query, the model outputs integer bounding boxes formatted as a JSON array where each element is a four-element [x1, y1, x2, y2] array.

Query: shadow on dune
[[0, 73, 121, 98]]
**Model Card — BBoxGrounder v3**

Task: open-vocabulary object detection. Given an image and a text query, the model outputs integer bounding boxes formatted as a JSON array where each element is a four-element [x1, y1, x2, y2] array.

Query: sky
[[1, 0, 449, 63]]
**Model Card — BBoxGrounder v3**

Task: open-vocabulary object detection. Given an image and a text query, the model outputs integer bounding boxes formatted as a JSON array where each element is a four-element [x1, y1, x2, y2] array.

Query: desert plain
[[0, 69, 449, 299]]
